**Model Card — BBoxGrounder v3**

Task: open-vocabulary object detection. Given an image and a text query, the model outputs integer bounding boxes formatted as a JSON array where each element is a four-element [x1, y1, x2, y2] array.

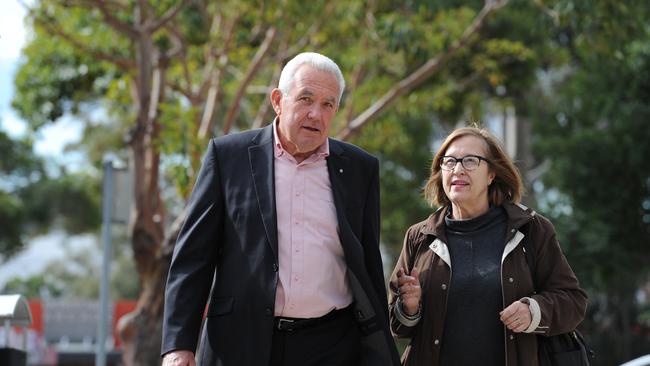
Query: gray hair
[[278, 52, 346, 104]]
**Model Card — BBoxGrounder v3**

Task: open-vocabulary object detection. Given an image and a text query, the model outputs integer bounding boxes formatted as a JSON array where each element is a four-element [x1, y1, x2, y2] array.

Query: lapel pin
[[339, 169, 343, 173]]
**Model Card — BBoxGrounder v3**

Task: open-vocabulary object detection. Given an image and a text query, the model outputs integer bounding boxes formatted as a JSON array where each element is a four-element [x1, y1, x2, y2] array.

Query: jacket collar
[[250, 123, 274, 146], [419, 202, 535, 243]]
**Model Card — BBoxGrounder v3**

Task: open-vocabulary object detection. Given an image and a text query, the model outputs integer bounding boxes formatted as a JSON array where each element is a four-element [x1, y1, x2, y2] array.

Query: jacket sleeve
[[388, 226, 420, 338], [161, 139, 224, 355], [528, 215, 588, 336]]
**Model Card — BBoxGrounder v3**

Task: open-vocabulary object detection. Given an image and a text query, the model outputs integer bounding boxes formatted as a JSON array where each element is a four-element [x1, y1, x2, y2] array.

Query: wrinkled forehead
[[292, 65, 340, 96]]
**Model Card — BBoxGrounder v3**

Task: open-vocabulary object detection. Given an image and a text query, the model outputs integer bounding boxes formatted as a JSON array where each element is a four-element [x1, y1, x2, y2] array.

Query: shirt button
[[508, 277, 514, 283], [511, 229, 516, 233], [265, 307, 273, 316], [433, 339, 440, 345], [509, 334, 515, 340], [295, 221, 300, 225], [295, 192, 301, 196], [441, 284, 447, 290], [272, 264, 278, 272]]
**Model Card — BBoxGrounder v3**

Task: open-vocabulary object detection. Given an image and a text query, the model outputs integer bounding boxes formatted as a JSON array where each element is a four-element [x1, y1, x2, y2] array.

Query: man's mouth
[[302, 126, 320, 132]]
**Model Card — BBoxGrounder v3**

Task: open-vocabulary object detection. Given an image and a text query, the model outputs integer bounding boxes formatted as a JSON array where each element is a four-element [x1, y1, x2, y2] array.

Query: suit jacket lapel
[[248, 125, 278, 257], [326, 139, 351, 234]]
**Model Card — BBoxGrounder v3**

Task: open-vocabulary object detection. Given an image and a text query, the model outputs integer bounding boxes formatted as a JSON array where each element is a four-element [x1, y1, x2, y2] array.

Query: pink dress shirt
[[272, 121, 353, 318]]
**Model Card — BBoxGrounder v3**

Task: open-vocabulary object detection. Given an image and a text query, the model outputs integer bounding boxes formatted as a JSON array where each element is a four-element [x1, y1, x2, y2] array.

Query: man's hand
[[162, 350, 195, 366], [396, 267, 421, 316], [500, 300, 532, 333]]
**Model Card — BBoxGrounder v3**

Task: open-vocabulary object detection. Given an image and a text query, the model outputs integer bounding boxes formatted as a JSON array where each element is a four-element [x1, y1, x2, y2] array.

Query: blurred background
[[0, 0, 648, 365]]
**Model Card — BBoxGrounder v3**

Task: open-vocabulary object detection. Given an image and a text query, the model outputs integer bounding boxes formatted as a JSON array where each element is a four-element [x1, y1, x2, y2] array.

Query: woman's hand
[[500, 300, 532, 333], [397, 267, 421, 316]]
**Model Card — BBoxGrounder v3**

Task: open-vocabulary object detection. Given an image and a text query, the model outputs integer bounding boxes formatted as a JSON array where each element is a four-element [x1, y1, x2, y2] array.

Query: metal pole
[[3, 319, 9, 347], [96, 158, 114, 366]]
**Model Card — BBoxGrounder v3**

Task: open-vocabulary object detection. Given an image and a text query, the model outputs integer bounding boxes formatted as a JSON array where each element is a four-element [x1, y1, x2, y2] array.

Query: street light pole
[[96, 157, 114, 366]]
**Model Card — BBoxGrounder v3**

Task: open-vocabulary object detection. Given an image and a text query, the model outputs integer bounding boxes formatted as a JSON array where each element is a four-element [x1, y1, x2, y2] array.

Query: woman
[[388, 127, 588, 366]]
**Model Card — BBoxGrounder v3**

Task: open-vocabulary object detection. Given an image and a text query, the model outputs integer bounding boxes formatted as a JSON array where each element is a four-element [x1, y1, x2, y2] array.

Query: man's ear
[[270, 88, 282, 115]]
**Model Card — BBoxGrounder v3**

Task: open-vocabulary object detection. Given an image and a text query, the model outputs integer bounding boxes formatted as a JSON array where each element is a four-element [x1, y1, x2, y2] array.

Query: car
[[621, 355, 650, 366]]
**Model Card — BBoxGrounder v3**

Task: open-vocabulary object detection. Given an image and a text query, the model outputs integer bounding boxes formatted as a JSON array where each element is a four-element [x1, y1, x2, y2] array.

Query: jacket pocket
[[207, 297, 234, 317]]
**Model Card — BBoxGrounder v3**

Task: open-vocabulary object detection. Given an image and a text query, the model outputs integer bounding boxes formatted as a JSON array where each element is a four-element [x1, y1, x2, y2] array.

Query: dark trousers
[[269, 307, 361, 366]]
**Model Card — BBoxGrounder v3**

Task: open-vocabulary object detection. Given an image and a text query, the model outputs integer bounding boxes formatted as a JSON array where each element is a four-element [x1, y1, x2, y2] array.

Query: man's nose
[[307, 104, 323, 119]]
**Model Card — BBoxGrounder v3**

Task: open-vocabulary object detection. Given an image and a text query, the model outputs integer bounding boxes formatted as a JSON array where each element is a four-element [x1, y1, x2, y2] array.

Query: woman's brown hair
[[423, 126, 524, 207]]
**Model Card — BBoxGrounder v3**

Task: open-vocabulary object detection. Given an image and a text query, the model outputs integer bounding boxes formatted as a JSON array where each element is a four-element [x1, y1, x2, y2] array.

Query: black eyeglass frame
[[439, 155, 491, 171]]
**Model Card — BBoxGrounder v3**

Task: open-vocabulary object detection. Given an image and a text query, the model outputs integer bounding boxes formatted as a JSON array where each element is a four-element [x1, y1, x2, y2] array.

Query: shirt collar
[[272, 117, 329, 159]]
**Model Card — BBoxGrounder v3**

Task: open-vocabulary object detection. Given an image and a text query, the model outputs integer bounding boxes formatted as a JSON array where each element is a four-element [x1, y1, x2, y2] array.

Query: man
[[161, 52, 400, 366]]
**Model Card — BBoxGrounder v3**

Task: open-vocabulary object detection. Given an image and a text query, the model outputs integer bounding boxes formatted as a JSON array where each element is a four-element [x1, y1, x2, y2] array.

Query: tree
[[13, 1, 545, 364], [0, 128, 100, 258], [525, 1, 650, 363], [0, 130, 40, 255]]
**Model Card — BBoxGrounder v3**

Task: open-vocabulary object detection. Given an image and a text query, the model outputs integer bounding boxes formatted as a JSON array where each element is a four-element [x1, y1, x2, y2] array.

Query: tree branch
[[336, 0, 508, 140], [22, 3, 135, 71], [61, 0, 128, 12], [279, 3, 335, 60], [163, 23, 187, 60], [252, 64, 282, 130], [222, 27, 277, 135], [198, 12, 223, 97], [197, 16, 238, 139], [95, 0, 139, 38], [342, 3, 373, 127], [144, 0, 189, 33]]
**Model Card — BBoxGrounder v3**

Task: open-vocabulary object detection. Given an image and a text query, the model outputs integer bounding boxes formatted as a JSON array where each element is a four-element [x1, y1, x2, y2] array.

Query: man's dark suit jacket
[[162, 124, 400, 365]]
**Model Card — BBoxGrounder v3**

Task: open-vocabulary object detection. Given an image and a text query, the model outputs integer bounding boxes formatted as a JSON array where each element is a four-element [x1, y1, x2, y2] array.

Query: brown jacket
[[388, 203, 588, 366]]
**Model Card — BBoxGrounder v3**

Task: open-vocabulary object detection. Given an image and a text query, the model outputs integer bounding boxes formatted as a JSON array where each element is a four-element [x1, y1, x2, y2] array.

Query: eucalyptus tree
[[11, 1, 547, 363]]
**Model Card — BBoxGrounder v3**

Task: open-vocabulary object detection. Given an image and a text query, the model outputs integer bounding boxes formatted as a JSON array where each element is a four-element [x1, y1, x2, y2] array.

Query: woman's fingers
[[500, 300, 532, 333], [410, 267, 420, 284], [397, 267, 420, 286]]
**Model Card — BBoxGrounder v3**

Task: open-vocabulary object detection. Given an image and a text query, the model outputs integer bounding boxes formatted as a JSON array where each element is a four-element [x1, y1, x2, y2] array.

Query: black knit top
[[438, 205, 507, 366]]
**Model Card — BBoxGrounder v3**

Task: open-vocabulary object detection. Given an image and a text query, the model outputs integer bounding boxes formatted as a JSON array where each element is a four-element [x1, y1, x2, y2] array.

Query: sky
[[0, 0, 82, 158], [0, 1, 96, 287]]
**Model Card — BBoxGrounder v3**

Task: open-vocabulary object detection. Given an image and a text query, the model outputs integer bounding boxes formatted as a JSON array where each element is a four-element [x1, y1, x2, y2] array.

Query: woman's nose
[[451, 161, 465, 173]]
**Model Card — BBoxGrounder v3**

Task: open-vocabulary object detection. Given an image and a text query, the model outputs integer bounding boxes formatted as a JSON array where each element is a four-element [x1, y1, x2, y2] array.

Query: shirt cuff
[[394, 297, 421, 327], [520, 297, 542, 333]]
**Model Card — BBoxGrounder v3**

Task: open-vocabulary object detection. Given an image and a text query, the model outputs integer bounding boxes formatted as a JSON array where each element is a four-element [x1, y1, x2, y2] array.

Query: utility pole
[[96, 157, 114, 366]]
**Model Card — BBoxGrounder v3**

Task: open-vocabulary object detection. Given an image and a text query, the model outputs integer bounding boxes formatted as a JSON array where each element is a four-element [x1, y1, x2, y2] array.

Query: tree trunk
[[117, 3, 170, 364]]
